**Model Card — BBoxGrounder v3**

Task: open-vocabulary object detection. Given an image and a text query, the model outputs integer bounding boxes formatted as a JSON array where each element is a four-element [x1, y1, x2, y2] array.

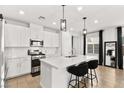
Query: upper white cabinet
[[4, 24, 30, 47], [51, 32, 59, 47], [30, 23, 44, 41], [44, 31, 59, 47], [4, 23, 59, 47], [44, 31, 52, 47], [62, 32, 72, 56], [30, 23, 59, 47]]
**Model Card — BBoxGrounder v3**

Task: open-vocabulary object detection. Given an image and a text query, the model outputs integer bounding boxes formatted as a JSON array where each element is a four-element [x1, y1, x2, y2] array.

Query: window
[[87, 44, 93, 53], [86, 33, 99, 54], [94, 44, 99, 54], [87, 44, 99, 54]]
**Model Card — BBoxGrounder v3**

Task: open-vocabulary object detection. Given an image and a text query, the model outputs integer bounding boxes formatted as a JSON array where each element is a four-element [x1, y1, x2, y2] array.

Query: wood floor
[[5, 66, 124, 88]]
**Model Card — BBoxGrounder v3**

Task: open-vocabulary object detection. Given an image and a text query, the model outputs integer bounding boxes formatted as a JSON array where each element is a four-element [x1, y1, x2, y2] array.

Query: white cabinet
[[30, 23, 59, 47], [44, 31, 52, 47], [62, 32, 72, 56], [30, 23, 44, 41], [6, 59, 19, 78], [20, 29, 30, 47], [6, 57, 31, 78], [44, 31, 59, 47], [52, 33, 59, 47], [20, 57, 31, 75], [4, 24, 30, 47]]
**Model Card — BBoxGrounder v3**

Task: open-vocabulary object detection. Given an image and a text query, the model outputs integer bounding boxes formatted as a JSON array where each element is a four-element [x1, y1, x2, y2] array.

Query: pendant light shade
[[83, 17, 87, 34], [60, 5, 66, 31]]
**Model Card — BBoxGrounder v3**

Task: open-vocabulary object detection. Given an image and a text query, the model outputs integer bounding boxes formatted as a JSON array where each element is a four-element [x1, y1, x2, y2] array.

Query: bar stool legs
[[90, 69, 93, 87], [89, 69, 98, 87], [94, 69, 98, 83], [68, 75, 87, 88]]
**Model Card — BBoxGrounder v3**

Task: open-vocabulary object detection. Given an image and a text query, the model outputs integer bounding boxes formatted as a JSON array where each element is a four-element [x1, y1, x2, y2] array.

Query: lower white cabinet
[[6, 59, 19, 78], [6, 57, 31, 78], [20, 58, 31, 75]]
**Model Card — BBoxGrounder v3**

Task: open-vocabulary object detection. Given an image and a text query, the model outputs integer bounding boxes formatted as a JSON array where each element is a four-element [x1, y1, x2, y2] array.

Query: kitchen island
[[40, 55, 98, 88]]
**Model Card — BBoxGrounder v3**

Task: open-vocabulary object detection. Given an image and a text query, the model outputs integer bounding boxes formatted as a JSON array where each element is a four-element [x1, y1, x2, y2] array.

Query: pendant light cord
[[83, 17, 87, 30], [62, 5, 65, 19]]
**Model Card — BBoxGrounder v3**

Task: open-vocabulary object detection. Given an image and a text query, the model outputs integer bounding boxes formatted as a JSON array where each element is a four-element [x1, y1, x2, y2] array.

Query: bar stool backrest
[[74, 62, 88, 76], [88, 60, 98, 69], [67, 62, 88, 76]]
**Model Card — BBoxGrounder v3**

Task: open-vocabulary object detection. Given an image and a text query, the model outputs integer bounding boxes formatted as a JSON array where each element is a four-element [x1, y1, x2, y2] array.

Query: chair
[[87, 60, 98, 87], [67, 62, 88, 88]]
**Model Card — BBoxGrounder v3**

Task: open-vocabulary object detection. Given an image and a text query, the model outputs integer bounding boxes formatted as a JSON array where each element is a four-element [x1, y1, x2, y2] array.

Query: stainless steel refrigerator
[[0, 14, 5, 88]]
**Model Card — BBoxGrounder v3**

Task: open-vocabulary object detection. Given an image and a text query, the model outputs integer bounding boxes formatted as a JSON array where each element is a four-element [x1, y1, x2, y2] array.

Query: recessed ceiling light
[[19, 10, 24, 15], [52, 22, 56, 25], [77, 6, 83, 11], [94, 20, 98, 24]]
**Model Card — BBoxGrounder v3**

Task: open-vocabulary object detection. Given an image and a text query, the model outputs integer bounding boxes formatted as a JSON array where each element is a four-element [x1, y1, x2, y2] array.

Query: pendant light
[[83, 17, 87, 34], [60, 5, 66, 31]]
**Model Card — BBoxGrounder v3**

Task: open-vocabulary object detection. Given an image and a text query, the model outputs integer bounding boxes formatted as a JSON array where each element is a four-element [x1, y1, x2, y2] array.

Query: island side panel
[[40, 62, 52, 88], [51, 67, 70, 88]]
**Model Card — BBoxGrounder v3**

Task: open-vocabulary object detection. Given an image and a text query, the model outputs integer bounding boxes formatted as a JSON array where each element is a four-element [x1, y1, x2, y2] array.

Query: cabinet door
[[4, 24, 29, 47], [30, 23, 43, 40], [30, 28, 39, 40], [7, 59, 19, 78], [5, 24, 20, 47], [6, 58, 31, 78], [20, 57, 31, 75], [62, 32, 72, 56], [51, 33, 59, 47], [20, 28, 30, 47], [44, 31, 52, 47], [38, 31, 44, 41]]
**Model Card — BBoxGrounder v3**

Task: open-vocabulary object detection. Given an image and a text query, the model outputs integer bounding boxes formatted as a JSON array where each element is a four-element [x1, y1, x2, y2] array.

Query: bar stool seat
[[67, 62, 88, 88]]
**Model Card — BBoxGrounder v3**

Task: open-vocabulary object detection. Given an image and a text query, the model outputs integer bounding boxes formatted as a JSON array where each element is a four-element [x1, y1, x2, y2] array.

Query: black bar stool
[[87, 60, 98, 87], [67, 62, 88, 88]]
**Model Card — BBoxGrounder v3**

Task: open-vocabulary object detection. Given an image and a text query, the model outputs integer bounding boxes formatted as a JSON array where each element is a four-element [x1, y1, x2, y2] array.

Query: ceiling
[[0, 5, 124, 33]]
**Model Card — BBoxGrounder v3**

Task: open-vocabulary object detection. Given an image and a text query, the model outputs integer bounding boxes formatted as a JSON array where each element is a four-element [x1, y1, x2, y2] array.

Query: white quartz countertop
[[40, 55, 98, 69]]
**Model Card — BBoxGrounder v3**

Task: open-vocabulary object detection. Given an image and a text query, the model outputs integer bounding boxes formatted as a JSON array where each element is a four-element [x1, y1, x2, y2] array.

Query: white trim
[[1, 19, 5, 88]]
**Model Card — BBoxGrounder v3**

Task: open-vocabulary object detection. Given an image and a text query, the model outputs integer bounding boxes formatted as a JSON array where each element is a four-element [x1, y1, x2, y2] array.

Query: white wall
[[103, 28, 117, 42], [103, 27, 117, 66]]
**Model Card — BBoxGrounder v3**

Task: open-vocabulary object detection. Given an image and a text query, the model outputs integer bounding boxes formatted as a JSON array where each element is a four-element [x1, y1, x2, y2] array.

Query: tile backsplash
[[5, 47, 60, 58]]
